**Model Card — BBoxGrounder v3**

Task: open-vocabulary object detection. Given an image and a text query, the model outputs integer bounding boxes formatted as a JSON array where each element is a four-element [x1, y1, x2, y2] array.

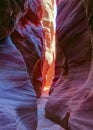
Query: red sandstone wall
[[42, 0, 56, 87]]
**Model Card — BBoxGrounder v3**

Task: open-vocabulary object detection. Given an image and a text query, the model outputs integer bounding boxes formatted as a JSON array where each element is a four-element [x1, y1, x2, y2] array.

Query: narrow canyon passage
[[0, 0, 93, 130], [36, 0, 62, 129], [37, 1, 63, 129]]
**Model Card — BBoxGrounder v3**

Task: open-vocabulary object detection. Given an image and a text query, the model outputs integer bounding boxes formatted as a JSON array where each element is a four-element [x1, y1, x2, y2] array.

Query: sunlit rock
[[42, 0, 56, 87]]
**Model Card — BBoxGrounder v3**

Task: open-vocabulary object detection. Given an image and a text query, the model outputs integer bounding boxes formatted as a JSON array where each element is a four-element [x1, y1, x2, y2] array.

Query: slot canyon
[[0, 0, 93, 130]]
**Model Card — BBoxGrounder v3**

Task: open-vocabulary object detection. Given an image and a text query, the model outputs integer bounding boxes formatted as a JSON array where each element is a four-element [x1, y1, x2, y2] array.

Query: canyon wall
[[1, 0, 93, 130], [42, 0, 56, 87], [0, 0, 44, 129], [11, 0, 44, 98], [46, 0, 93, 130]]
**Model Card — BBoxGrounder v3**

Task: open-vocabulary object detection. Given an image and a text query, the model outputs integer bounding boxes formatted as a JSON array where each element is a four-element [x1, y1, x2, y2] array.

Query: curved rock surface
[[11, 0, 44, 98], [0, 37, 37, 130], [0, 0, 28, 39], [45, 0, 93, 130], [0, 0, 43, 129]]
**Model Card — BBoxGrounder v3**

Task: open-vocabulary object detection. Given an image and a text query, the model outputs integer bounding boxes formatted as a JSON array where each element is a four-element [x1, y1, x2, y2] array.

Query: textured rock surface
[[0, 0, 44, 129], [11, 0, 44, 98], [46, 0, 93, 130], [0, 37, 37, 130], [0, 0, 28, 39], [37, 91, 65, 130], [11, 18, 43, 78], [42, 0, 56, 87]]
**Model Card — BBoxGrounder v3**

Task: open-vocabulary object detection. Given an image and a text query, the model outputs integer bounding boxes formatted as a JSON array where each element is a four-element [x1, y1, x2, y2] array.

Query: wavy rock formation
[[0, 0, 28, 39], [45, 0, 93, 130], [0, 0, 43, 129], [11, 0, 44, 98], [0, 37, 37, 130]]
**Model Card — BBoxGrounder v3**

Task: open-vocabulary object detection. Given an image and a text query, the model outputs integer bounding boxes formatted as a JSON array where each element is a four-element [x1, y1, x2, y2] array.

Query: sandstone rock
[[11, 0, 44, 98], [43, 19, 51, 28], [0, 0, 28, 39], [0, 37, 37, 130], [42, 0, 56, 86], [45, 0, 93, 130], [0, 0, 42, 129]]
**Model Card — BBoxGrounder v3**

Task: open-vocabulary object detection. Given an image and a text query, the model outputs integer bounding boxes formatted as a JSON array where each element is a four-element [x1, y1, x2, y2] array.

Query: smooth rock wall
[[0, 0, 44, 129], [46, 0, 93, 130]]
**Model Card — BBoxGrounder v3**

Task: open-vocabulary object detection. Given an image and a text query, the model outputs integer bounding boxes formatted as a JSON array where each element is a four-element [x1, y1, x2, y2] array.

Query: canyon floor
[[37, 87, 65, 130], [0, 87, 65, 130]]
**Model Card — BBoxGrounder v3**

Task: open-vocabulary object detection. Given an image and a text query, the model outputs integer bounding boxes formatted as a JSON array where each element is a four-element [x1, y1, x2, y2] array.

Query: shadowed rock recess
[[46, 0, 93, 130]]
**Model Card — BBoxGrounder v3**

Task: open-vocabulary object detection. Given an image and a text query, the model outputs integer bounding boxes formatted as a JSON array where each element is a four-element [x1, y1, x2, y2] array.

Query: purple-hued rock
[[11, 0, 44, 98], [0, 0, 28, 39], [0, 37, 37, 130], [0, 0, 43, 129], [46, 0, 93, 130]]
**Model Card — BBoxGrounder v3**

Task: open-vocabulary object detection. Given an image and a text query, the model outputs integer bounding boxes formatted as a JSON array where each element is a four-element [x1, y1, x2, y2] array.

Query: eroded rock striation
[[0, 0, 44, 129], [46, 0, 93, 130], [11, 0, 44, 98]]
